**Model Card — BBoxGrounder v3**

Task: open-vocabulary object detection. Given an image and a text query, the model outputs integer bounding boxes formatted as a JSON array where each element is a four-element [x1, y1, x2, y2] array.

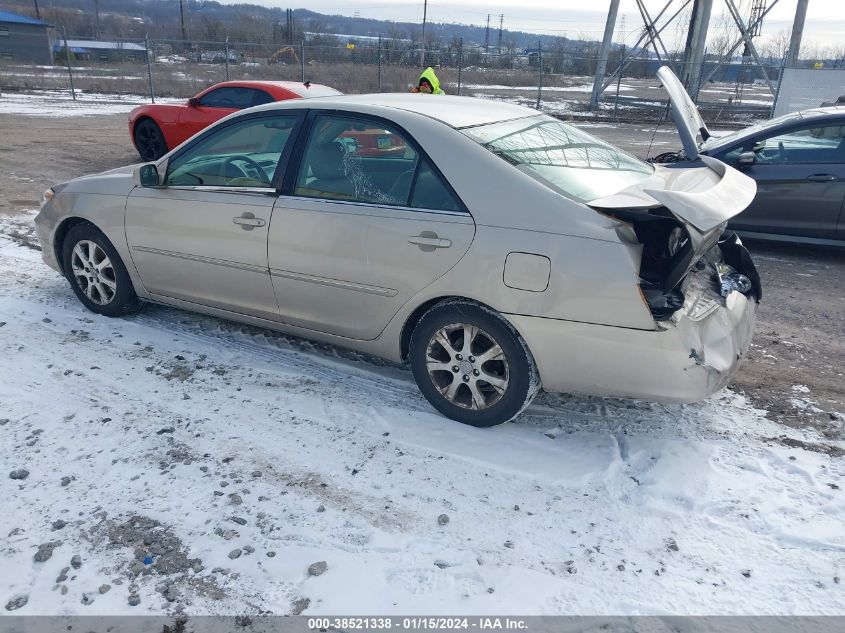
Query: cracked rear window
[[463, 115, 653, 202]]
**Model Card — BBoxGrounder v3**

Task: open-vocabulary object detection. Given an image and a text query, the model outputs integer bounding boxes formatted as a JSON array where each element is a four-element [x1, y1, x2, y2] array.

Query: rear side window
[[294, 114, 419, 205], [411, 159, 463, 212], [294, 113, 464, 212]]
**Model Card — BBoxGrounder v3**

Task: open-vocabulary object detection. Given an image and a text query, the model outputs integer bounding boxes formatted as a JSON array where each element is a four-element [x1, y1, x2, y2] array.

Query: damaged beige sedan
[[35, 67, 760, 427]]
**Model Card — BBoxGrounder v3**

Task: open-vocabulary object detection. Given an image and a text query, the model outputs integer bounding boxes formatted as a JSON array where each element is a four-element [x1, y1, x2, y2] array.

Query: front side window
[[199, 87, 260, 109], [750, 124, 845, 165], [463, 115, 653, 202], [165, 114, 299, 188]]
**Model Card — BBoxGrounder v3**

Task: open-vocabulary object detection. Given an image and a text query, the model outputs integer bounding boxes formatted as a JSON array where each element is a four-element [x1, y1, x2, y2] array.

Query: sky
[[217, 0, 845, 50]]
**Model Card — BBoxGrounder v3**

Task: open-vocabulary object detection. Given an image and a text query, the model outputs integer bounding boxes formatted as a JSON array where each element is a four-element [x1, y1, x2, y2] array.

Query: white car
[[35, 68, 760, 426]]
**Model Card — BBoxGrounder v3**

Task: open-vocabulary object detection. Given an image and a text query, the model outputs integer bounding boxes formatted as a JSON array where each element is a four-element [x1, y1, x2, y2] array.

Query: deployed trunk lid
[[656, 66, 711, 160], [585, 68, 758, 321], [589, 155, 756, 234]]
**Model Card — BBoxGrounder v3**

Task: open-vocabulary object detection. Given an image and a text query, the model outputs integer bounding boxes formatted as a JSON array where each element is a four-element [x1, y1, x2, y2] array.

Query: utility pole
[[497, 14, 503, 55], [420, 0, 427, 67], [484, 14, 490, 55], [94, 0, 100, 39], [287, 9, 293, 45], [786, 0, 809, 68], [33, 0, 40, 19], [179, 0, 188, 45]]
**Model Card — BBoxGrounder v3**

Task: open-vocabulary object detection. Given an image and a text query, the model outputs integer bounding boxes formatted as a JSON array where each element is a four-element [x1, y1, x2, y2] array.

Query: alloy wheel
[[425, 323, 510, 410], [70, 240, 117, 305]]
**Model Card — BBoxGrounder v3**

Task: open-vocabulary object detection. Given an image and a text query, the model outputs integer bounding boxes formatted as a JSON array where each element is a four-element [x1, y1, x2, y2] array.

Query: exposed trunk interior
[[599, 207, 761, 321]]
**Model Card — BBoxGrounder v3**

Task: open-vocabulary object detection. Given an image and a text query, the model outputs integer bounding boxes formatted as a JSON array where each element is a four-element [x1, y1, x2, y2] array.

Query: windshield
[[701, 111, 804, 152], [463, 115, 653, 202]]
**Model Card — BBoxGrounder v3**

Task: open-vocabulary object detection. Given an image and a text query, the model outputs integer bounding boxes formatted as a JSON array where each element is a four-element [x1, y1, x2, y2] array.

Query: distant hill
[[0, 0, 584, 50]]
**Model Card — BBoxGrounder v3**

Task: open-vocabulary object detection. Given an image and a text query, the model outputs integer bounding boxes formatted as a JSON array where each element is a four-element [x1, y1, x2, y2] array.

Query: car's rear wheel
[[61, 222, 142, 317], [134, 118, 168, 161], [409, 301, 539, 427]]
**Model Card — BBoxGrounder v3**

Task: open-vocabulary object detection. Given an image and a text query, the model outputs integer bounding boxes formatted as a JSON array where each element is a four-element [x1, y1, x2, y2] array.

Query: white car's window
[[165, 114, 299, 188], [463, 115, 653, 202]]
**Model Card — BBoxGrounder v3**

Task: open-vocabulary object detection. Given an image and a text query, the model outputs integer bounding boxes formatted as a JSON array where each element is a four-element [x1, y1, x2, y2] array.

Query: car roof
[[251, 93, 540, 129], [207, 80, 341, 98], [703, 105, 845, 153], [799, 105, 845, 117]]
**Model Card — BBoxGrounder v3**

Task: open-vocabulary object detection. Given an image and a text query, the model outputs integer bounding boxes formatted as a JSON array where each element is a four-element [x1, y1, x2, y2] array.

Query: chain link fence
[[0, 34, 782, 124]]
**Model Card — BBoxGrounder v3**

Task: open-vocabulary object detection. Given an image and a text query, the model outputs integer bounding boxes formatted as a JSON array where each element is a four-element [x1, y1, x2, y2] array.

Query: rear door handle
[[408, 232, 452, 251], [232, 212, 266, 230], [806, 174, 838, 182]]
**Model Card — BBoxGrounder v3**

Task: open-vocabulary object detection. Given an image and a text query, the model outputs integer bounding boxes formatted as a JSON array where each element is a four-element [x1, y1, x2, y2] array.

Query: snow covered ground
[[0, 91, 181, 118], [456, 84, 635, 93], [1, 210, 843, 616]]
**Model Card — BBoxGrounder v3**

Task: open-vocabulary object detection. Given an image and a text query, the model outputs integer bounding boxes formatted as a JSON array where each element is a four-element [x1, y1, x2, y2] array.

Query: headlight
[[40, 188, 54, 208]]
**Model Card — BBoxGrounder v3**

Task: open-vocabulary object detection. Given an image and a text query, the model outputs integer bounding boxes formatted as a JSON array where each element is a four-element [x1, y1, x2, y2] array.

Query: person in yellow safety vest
[[410, 67, 445, 94]]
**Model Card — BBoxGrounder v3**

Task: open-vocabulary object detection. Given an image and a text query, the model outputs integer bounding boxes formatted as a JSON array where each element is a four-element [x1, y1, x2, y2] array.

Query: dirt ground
[[0, 112, 842, 440]]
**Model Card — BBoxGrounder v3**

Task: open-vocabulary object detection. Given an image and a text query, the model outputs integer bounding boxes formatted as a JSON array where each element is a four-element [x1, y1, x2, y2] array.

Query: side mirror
[[188, 97, 200, 107], [136, 163, 160, 187], [737, 151, 756, 166]]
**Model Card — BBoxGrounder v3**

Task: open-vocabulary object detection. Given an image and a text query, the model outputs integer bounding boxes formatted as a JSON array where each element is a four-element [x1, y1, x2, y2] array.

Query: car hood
[[55, 163, 141, 196], [588, 156, 756, 233], [657, 66, 711, 160]]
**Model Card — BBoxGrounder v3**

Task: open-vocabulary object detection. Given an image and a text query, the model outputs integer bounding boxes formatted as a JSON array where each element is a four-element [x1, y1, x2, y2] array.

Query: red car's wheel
[[134, 118, 168, 161]]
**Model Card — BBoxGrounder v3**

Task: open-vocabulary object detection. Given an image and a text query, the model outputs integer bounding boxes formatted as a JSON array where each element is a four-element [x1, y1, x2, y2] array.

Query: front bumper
[[34, 206, 62, 273], [506, 288, 757, 404]]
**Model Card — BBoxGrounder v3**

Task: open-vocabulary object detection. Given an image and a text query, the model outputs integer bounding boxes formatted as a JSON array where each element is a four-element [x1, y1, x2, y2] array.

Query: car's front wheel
[[61, 222, 142, 317], [410, 301, 539, 427], [134, 118, 168, 161]]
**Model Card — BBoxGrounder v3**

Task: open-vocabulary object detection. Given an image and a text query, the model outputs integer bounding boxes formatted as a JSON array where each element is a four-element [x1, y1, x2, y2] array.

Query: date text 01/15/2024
[[307, 617, 529, 630]]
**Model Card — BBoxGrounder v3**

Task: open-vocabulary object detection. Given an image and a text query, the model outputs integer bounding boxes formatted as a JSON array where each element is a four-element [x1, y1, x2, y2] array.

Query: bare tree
[[760, 29, 791, 64]]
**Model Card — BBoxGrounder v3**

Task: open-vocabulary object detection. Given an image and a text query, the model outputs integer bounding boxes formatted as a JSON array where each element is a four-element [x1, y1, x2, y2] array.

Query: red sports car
[[128, 80, 342, 161]]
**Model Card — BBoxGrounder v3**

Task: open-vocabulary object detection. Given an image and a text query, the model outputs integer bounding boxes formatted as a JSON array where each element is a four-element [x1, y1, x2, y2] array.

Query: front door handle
[[806, 174, 838, 182], [408, 231, 452, 252], [232, 212, 266, 230]]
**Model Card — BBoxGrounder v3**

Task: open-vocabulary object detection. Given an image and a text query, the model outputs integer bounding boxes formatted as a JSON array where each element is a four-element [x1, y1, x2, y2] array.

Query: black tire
[[61, 222, 142, 317], [134, 118, 168, 161], [409, 301, 539, 427]]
